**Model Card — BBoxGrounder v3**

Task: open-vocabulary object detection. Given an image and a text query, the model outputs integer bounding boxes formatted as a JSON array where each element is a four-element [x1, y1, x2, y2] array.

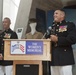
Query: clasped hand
[[50, 35, 58, 43]]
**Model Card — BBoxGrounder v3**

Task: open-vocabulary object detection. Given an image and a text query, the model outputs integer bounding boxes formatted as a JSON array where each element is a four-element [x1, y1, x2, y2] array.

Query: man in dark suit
[[0, 17, 18, 75], [49, 9, 76, 75]]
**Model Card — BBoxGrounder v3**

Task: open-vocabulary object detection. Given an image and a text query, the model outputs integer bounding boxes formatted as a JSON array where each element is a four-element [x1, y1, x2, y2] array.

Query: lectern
[[4, 39, 51, 75]]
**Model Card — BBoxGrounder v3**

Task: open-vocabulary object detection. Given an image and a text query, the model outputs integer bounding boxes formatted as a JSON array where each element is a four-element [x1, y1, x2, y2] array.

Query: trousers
[[50, 65, 72, 75], [0, 65, 13, 75]]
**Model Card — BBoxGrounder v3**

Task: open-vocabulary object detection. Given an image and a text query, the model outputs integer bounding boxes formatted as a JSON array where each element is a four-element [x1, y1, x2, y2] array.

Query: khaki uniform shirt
[[25, 31, 43, 39]]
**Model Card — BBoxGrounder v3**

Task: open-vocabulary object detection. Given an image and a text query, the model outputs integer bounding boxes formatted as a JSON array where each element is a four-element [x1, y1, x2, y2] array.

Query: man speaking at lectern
[[46, 9, 76, 75], [0, 17, 18, 75]]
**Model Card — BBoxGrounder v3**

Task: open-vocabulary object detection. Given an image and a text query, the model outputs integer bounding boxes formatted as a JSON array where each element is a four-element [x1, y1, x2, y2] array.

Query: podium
[[4, 39, 51, 75]]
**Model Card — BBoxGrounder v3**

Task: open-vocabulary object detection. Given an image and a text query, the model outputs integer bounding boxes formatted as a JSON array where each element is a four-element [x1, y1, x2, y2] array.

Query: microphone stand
[[42, 33, 46, 39]]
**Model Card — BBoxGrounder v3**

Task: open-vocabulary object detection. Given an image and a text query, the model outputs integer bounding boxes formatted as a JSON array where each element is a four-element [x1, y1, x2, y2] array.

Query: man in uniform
[[49, 9, 76, 75], [0, 17, 18, 75]]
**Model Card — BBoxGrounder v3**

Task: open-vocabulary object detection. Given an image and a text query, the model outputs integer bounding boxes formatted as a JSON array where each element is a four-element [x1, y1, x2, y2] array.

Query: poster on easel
[[16, 28, 23, 39]]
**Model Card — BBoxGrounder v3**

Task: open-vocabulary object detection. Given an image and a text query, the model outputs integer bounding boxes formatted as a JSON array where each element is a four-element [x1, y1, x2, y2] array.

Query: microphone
[[42, 26, 52, 39]]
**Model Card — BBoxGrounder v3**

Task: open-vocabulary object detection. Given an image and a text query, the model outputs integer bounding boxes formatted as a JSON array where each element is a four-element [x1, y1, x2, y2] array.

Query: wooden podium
[[4, 39, 51, 75]]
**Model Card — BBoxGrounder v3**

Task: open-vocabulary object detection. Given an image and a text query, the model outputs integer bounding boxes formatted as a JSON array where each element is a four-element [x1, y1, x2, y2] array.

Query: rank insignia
[[59, 26, 67, 32]]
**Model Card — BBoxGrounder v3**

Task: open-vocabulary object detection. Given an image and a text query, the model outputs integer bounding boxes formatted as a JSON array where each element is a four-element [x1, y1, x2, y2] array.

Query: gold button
[[57, 25, 59, 26], [64, 49, 66, 51], [56, 34, 57, 36], [56, 29, 58, 31]]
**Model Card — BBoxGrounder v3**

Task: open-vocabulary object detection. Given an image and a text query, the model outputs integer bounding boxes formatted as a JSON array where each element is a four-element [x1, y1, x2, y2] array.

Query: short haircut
[[4, 17, 11, 23], [29, 18, 37, 24], [56, 9, 66, 15], [60, 9, 66, 14]]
